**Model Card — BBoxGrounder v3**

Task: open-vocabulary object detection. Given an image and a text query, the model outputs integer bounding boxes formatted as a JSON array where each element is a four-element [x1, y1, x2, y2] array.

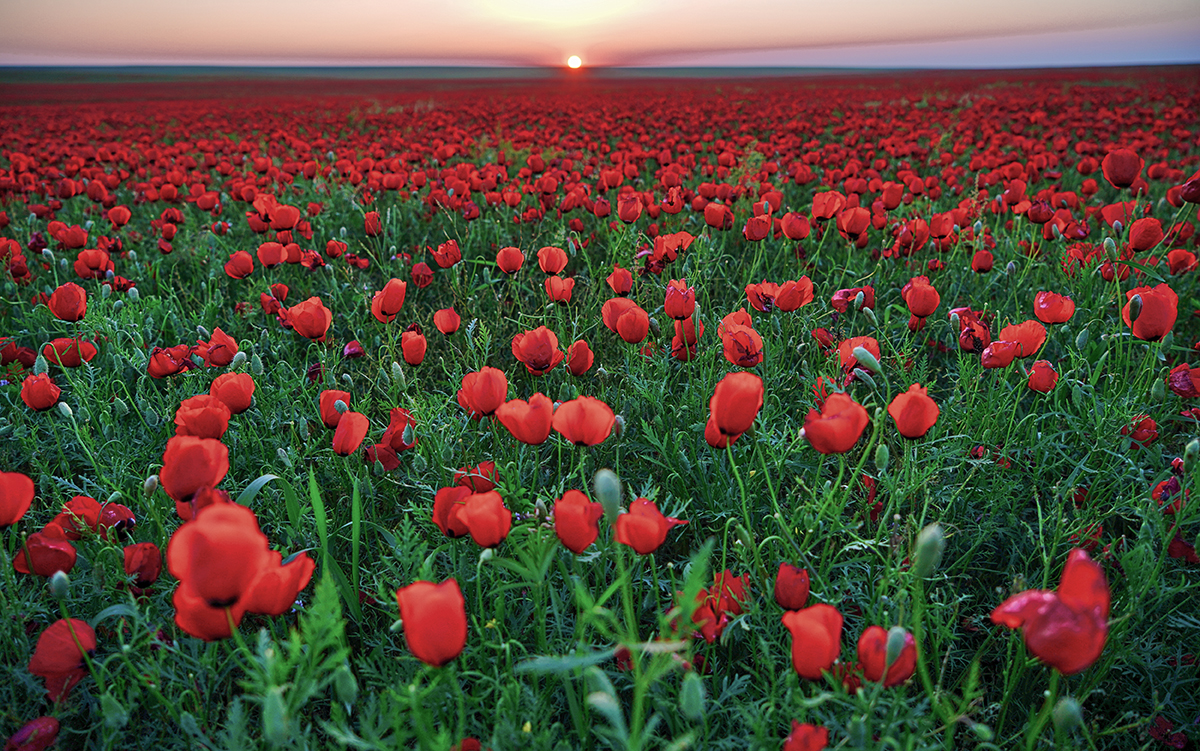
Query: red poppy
[[746, 279, 813, 312], [1121, 414, 1158, 447], [663, 279, 696, 320], [857, 626, 916, 687], [496, 393, 554, 445], [42, 338, 97, 368], [47, 283, 86, 322], [1167, 363, 1200, 398], [606, 265, 633, 296], [781, 212, 811, 240], [721, 324, 763, 368], [774, 563, 810, 611], [174, 394, 232, 440], [319, 389, 351, 429], [551, 396, 615, 446], [431, 239, 462, 268], [411, 262, 433, 288], [611, 303, 649, 344], [836, 336, 880, 372], [496, 246, 524, 274], [147, 345, 193, 379], [887, 384, 939, 439], [1100, 149, 1143, 189], [804, 393, 869, 454], [457, 368, 508, 418], [0, 472, 34, 527], [28, 619, 95, 702], [1122, 284, 1177, 341], [395, 579, 467, 667], [13, 528, 76, 577], [830, 285, 875, 313], [432, 487, 471, 538], [1167, 248, 1197, 274], [709, 371, 764, 437], [364, 211, 382, 237], [434, 307, 461, 335], [704, 202, 734, 229], [537, 246, 568, 274], [545, 275, 575, 303], [566, 340, 593, 376], [1033, 292, 1075, 324], [194, 327, 238, 367], [617, 193, 643, 223], [614, 498, 687, 555], [256, 242, 285, 268], [123, 541, 163, 589], [901, 276, 939, 318], [991, 548, 1109, 675], [289, 297, 333, 342], [971, 249, 994, 273], [332, 412, 369, 456], [401, 327, 427, 366], [4, 716, 60, 751], [462, 491, 512, 548], [371, 279, 407, 324], [781, 604, 842, 679], [554, 490, 603, 554], [743, 214, 771, 242], [20, 373, 60, 411], [783, 721, 828, 751], [1027, 361, 1059, 393], [981, 341, 1020, 369], [159, 435, 229, 502]]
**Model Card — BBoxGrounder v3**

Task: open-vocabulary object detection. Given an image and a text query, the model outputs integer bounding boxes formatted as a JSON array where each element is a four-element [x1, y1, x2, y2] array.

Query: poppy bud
[[1053, 698, 1083, 734], [875, 444, 890, 473], [33, 354, 48, 375], [57, 402, 73, 419], [333, 663, 358, 707], [48, 570, 70, 599], [913, 523, 944, 579], [851, 346, 881, 374], [250, 354, 264, 375], [679, 671, 705, 721], [1075, 329, 1089, 350], [1185, 439, 1200, 473], [593, 468, 622, 523], [1103, 236, 1117, 255], [773, 563, 810, 610]]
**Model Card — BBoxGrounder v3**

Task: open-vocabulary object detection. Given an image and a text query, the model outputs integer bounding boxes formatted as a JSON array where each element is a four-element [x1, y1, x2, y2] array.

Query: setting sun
[[567, 55, 582, 69]]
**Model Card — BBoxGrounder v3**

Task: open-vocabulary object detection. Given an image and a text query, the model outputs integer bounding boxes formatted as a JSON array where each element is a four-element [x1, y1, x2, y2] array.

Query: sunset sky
[[1, 0, 1198, 68]]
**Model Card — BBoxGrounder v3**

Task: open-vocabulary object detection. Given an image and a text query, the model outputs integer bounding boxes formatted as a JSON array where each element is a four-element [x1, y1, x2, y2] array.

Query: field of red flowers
[[1, 67, 1199, 750]]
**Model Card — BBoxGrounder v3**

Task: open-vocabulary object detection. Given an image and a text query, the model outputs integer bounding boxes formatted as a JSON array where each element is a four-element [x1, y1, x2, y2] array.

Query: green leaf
[[514, 649, 616, 675]]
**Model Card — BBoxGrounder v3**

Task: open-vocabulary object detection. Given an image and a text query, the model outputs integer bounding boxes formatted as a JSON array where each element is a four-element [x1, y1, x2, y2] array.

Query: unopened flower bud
[[334, 399, 349, 414], [478, 548, 494, 563], [411, 452, 427, 473], [113, 299, 124, 312], [852, 346, 881, 374], [230, 351, 247, 368], [1111, 221, 1122, 236], [41, 248, 55, 262], [852, 368, 877, 389], [33, 354, 49, 376], [1103, 236, 1116, 255], [1074, 329, 1089, 350], [392, 361, 406, 390], [863, 307, 878, 327], [126, 287, 139, 302], [197, 325, 211, 339], [1052, 697, 1082, 733], [1184, 439, 1199, 473], [875, 443, 890, 474], [112, 398, 128, 418], [913, 523, 945, 579], [48, 570, 70, 599], [1127, 294, 1143, 323], [143, 475, 158, 497], [735, 524, 755, 551], [250, 354, 264, 375], [276, 448, 293, 468], [1005, 261, 1016, 276], [333, 664, 358, 706], [100, 284, 112, 299], [613, 414, 625, 438], [57, 402, 73, 419], [401, 423, 415, 446], [885, 625, 908, 668], [679, 671, 705, 721], [1151, 378, 1165, 402], [593, 469, 622, 524], [853, 290, 865, 311]]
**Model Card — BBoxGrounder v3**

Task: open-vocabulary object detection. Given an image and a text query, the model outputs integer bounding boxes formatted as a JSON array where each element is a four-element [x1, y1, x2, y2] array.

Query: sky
[[1, 0, 1198, 68]]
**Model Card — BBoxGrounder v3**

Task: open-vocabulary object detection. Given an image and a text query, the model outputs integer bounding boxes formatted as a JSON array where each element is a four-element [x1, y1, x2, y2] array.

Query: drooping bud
[[852, 346, 882, 374], [33, 354, 48, 376], [1127, 294, 1143, 323], [231, 351, 247, 369], [912, 523, 945, 579], [250, 354, 264, 375], [593, 469, 622, 524], [875, 443, 890, 474], [57, 402, 73, 419]]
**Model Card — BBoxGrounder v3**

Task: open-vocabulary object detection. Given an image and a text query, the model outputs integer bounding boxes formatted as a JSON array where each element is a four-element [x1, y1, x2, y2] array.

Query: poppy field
[[2, 67, 1200, 750]]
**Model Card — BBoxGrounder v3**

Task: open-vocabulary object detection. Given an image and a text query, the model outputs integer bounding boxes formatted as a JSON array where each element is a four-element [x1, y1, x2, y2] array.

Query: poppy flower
[[457, 368, 508, 418], [746, 279, 813, 312], [774, 563, 810, 611], [395, 578, 467, 667], [664, 279, 696, 320], [454, 461, 498, 493], [496, 246, 524, 274], [991, 548, 1109, 675], [607, 265, 633, 296], [4, 716, 60, 751], [174, 394, 232, 440], [224, 251, 254, 279], [431, 239, 462, 268], [721, 324, 763, 368], [1167, 248, 1197, 274], [743, 214, 771, 242], [433, 308, 461, 335], [830, 286, 875, 313], [836, 336, 880, 372], [537, 246, 568, 274], [461, 491, 512, 548], [496, 393, 554, 445], [289, 297, 333, 342], [856, 626, 916, 687], [551, 396, 615, 446], [781, 603, 843, 679], [554, 490, 603, 554], [1167, 363, 1200, 399], [1122, 284, 1177, 341], [20, 373, 60, 411], [901, 276, 940, 318], [509, 327, 564, 376], [28, 619, 95, 702], [371, 279, 407, 324], [376, 408, 418, 454], [1033, 292, 1075, 324], [1100, 149, 1143, 189], [432, 487, 471, 538], [47, 283, 86, 322], [617, 193, 643, 223], [123, 541, 162, 589], [783, 721, 828, 751], [364, 211, 382, 237], [42, 338, 97, 368], [981, 340, 1020, 369], [709, 371, 764, 437], [545, 275, 575, 303], [1128, 218, 1164, 252], [781, 212, 811, 240], [401, 327, 426, 366], [319, 389, 351, 428], [195, 327, 238, 367], [1027, 361, 1059, 393], [0, 472, 34, 527], [704, 202, 733, 229], [50, 496, 101, 540], [13, 528, 76, 577], [332, 412, 369, 456], [612, 304, 649, 344], [971, 249, 994, 273], [887, 384, 939, 439], [411, 262, 433, 288], [147, 345, 194, 379], [803, 393, 869, 454], [614, 498, 687, 555], [256, 242, 285, 268], [566, 340, 593, 376], [1122, 415, 1158, 447], [159, 435, 229, 502]]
